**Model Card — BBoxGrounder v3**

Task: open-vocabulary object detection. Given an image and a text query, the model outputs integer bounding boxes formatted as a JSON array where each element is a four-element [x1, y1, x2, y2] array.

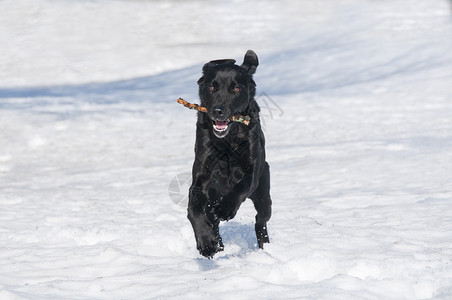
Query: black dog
[[187, 50, 272, 258]]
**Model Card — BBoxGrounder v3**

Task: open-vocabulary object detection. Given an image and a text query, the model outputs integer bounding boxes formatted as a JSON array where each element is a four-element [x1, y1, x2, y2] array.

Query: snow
[[1, 0, 452, 299]]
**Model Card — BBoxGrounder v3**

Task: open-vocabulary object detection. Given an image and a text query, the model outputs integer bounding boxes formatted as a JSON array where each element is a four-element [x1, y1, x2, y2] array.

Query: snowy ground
[[1, 0, 452, 299]]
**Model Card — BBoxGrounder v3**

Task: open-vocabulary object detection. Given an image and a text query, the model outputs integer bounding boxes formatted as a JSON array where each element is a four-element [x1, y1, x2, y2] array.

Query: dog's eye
[[233, 86, 240, 94], [209, 84, 215, 92]]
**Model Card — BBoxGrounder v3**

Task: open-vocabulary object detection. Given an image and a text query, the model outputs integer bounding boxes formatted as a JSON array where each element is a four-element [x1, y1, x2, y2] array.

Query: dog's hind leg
[[250, 162, 272, 249]]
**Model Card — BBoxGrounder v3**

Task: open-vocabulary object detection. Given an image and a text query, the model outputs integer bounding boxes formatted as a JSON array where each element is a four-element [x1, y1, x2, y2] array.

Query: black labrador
[[187, 50, 272, 258]]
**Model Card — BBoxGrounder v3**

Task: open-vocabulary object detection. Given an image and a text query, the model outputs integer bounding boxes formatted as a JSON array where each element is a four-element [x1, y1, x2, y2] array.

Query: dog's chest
[[208, 139, 250, 188]]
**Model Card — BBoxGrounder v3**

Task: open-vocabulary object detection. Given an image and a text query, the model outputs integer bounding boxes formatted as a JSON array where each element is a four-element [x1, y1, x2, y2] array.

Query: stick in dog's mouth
[[177, 98, 250, 126]]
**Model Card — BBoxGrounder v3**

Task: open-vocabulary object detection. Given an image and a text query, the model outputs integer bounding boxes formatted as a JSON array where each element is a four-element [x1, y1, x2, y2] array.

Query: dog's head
[[197, 50, 259, 138]]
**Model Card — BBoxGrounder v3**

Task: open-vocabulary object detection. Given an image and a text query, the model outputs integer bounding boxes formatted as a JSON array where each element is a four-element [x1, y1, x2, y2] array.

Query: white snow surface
[[1, 0, 452, 299]]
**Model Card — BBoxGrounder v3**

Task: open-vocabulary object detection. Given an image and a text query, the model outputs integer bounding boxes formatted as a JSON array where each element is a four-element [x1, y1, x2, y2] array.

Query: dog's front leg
[[187, 185, 223, 258]]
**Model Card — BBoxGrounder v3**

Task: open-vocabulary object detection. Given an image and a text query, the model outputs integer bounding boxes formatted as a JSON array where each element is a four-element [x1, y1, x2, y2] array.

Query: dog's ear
[[202, 59, 236, 73], [241, 50, 259, 75]]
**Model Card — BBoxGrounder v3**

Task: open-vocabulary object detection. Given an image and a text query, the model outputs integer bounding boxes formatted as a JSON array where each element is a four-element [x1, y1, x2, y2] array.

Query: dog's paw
[[255, 223, 270, 249], [197, 235, 223, 259]]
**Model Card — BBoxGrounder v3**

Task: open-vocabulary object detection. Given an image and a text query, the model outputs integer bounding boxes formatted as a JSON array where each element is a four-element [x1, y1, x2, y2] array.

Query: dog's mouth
[[212, 119, 230, 138], [214, 120, 229, 132]]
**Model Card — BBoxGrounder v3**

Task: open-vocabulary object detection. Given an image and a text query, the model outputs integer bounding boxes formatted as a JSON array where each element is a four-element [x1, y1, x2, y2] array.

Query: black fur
[[187, 50, 272, 258]]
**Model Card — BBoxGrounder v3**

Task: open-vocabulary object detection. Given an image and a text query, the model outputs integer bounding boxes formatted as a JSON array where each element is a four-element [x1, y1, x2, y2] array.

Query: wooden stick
[[177, 98, 207, 113], [177, 98, 250, 126], [230, 115, 250, 126]]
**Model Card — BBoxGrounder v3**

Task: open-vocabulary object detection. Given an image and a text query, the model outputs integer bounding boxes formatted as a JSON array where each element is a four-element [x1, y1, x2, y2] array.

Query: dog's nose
[[213, 106, 226, 119]]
